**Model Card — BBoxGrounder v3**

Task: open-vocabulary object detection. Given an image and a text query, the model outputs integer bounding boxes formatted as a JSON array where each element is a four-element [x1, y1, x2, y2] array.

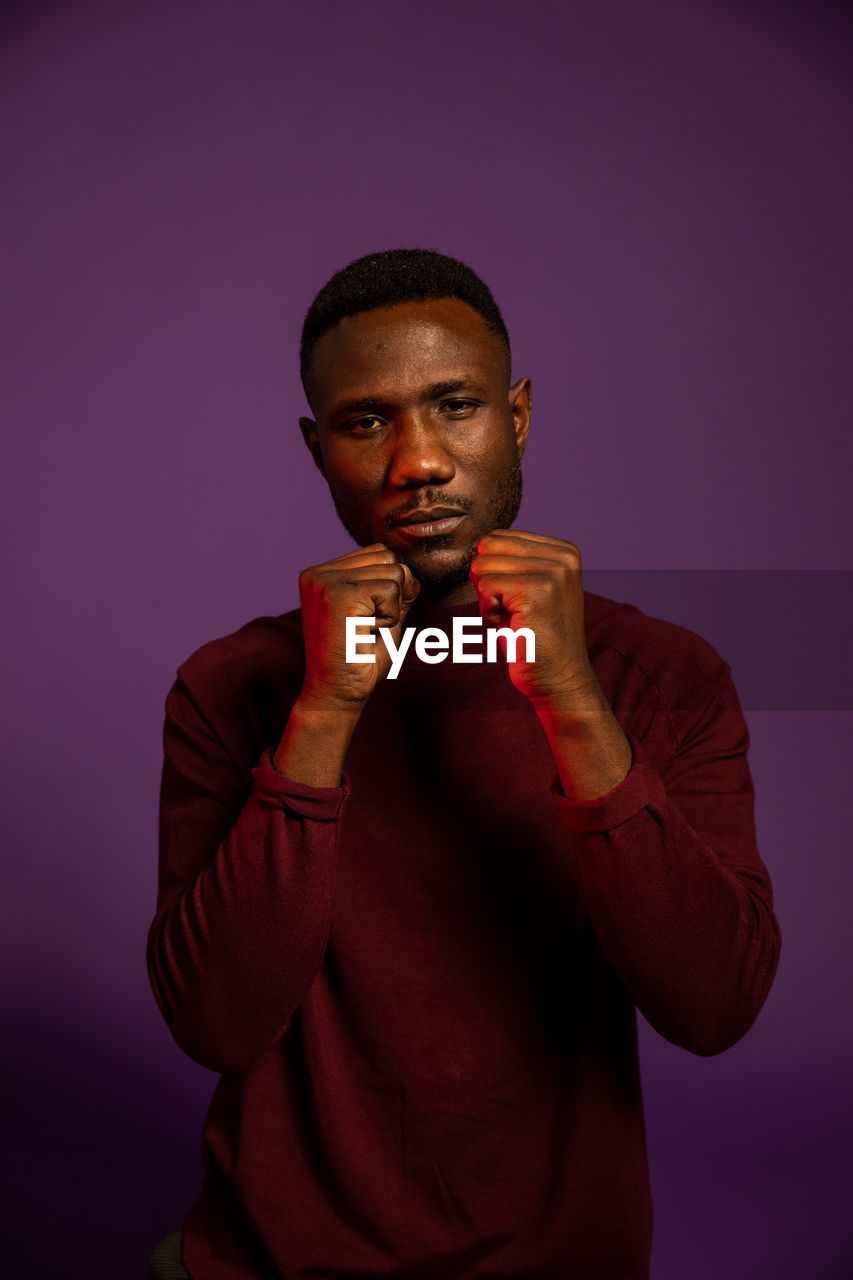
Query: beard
[[328, 456, 524, 591]]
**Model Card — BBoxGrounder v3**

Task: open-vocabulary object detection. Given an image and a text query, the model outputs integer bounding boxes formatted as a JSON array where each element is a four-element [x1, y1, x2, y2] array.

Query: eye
[[442, 399, 480, 415], [346, 415, 384, 434]]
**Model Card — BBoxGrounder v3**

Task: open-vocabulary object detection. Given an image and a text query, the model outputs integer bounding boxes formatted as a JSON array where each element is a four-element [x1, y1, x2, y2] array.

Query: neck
[[406, 579, 481, 631], [416, 580, 479, 609]]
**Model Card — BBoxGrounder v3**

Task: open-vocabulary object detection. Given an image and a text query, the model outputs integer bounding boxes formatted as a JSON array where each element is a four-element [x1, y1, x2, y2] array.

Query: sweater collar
[[404, 591, 482, 631]]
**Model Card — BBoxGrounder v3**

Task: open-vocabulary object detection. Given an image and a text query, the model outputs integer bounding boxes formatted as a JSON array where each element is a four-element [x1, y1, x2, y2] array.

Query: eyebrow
[[328, 377, 489, 422]]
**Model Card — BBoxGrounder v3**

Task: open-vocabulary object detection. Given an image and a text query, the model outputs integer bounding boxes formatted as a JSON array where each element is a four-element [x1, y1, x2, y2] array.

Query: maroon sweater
[[147, 590, 781, 1279]]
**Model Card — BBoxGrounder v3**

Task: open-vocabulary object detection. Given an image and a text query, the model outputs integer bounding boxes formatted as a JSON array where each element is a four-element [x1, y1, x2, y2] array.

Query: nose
[[385, 412, 455, 489]]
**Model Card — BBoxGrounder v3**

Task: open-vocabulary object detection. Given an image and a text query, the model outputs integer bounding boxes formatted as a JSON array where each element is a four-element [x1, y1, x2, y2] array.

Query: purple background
[[2, 1, 852, 1275]]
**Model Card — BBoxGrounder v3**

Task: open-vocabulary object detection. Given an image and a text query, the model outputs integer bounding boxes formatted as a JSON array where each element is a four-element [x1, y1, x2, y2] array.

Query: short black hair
[[299, 247, 510, 401]]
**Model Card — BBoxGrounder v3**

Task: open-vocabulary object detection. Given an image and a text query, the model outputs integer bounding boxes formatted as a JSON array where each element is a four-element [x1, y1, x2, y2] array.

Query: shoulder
[[166, 607, 306, 761], [584, 588, 731, 687], [582, 588, 738, 749], [175, 606, 304, 694]]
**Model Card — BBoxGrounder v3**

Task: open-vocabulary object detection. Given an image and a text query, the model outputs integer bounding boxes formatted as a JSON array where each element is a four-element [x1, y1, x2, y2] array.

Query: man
[[146, 248, 781, 1279]]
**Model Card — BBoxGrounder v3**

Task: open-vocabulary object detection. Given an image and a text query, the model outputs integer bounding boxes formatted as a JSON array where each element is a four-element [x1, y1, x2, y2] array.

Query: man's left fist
[[469, 529, 596, 704]]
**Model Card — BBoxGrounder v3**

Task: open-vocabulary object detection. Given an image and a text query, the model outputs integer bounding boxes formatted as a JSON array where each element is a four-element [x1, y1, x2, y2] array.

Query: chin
[[400, 541, 477, 590]]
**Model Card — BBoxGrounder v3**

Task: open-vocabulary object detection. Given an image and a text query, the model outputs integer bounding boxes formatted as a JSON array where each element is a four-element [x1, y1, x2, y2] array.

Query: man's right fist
[[297, 544, 421, 711]]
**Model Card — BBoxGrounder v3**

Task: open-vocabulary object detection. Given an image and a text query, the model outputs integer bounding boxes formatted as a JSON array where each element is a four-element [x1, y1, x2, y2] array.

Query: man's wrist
[[532, 683, 633, 802], [271, 693, 364, 786], [528, 672, 609, 729], [290, 689, 366, 730]]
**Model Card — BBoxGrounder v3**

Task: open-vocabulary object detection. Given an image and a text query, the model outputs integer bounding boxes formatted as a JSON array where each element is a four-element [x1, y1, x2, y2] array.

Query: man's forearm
[[532, 680, 633, 801], [273, 693, 363, 788]]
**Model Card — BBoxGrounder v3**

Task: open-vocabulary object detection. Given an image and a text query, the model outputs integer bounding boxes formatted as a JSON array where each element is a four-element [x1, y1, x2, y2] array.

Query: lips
[[390, 505, 466, 527], [389, 507, 468, 541]]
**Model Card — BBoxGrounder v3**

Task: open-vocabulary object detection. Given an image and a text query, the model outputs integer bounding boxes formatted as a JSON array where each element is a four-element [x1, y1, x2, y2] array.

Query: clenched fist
[[298, 543, 421, 711], [469, 529, 596, 704]]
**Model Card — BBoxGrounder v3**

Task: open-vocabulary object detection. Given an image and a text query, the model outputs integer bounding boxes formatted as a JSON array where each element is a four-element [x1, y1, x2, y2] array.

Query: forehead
[[308, 297, 506, 416]]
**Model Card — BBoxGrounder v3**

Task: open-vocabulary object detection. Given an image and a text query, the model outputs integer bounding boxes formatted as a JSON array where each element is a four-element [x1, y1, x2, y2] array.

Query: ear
[[299, 416, 327, 478], [508, 376, 532, 460]]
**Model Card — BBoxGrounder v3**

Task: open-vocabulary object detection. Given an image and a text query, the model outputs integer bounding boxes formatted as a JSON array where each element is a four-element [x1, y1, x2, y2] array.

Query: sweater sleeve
[[550, 654, 781, 1057], [146, 672, 350, 1074]]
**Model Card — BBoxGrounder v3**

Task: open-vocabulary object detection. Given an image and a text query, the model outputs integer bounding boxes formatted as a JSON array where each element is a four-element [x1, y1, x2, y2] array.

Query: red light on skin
[[345, 616, 536, 680]]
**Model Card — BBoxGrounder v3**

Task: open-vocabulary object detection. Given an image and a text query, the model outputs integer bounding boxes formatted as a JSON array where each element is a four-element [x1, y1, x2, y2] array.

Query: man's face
[[299, 297, 531, 592]]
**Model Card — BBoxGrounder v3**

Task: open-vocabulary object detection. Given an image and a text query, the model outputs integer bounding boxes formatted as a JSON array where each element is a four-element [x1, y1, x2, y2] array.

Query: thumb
[[398, 562, 421, 622]]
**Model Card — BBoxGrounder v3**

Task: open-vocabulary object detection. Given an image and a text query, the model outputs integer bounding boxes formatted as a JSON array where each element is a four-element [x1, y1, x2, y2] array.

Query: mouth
[[389, 507, 468, 540]]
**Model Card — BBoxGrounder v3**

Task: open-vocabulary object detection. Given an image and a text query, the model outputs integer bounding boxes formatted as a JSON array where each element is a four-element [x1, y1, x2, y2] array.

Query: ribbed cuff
[[251, 747, 351, 820], [550, 732, 668, 833]]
